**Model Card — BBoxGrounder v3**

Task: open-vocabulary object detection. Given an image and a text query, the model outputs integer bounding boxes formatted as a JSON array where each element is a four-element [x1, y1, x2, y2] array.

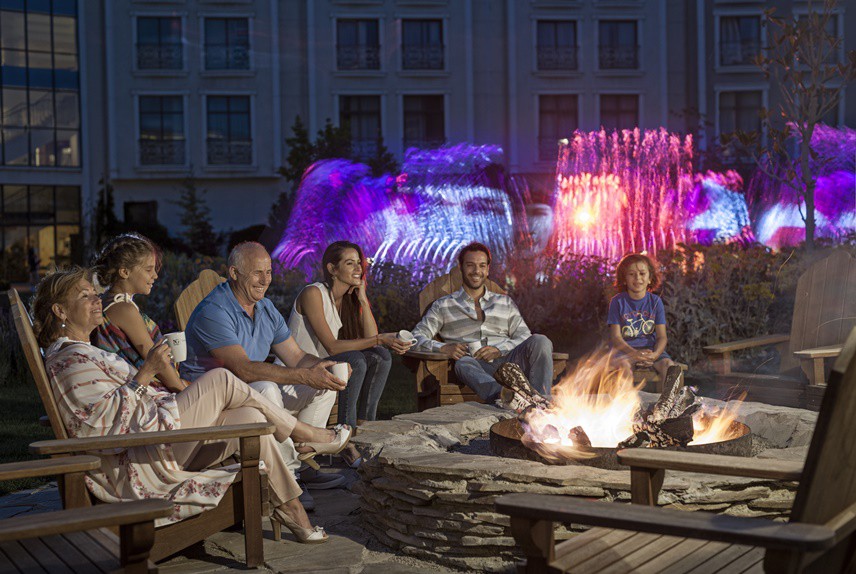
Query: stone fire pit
[[352, 395, 816, 572]]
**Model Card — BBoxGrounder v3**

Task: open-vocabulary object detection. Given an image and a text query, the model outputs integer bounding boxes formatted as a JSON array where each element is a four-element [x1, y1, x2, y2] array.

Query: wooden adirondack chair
[[173, 270, 339, 425], [404, 268, 569, 411], [0, 455, 172, 573], [8, 288, 274, 567], [704, 249, 856, 409], [497, 326, 856, 574], [173, 269, 225, 331]]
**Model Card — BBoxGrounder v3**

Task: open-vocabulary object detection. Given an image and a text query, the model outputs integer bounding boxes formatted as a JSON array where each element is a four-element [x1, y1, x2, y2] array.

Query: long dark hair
[[321, 241, 367, 340]]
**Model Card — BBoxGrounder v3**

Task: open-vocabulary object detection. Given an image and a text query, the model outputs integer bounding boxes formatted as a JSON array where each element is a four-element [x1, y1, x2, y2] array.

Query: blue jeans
[[453, 334, 553, 402], [328, 346, 392, 427]]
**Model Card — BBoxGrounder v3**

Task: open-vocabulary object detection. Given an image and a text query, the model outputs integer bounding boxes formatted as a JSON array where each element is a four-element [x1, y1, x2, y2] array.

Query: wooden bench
[[704, 249, 856, 410], [0, 455, 172, 573], [404, 268, 568, 411], [497, 326, 856, 573], [9, 287, 273, 567]]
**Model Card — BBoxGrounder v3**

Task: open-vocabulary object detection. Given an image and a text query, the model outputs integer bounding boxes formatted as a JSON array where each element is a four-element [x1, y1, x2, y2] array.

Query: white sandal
[[295, 424, 352, 470]]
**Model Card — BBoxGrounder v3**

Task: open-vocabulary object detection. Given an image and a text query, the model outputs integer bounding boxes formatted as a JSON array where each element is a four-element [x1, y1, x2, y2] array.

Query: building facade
[[1, 0, 853, 283]]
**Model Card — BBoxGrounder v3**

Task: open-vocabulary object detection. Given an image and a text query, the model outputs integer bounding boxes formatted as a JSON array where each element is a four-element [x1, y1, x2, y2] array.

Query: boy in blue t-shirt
[[607, 253, 675, 385]]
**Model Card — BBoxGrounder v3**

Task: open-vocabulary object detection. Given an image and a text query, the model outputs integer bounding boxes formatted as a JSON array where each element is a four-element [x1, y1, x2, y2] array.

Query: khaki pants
[[249, 381, 336, 475], [172, 368, 302, 506]]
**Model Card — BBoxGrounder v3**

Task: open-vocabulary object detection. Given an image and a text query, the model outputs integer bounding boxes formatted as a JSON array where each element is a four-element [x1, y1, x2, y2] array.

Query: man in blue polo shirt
[[181, 242, 348, 509]]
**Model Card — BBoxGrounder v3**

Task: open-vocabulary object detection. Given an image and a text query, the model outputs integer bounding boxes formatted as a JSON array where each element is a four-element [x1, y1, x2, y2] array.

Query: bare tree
[[731, 0, 855, 249]]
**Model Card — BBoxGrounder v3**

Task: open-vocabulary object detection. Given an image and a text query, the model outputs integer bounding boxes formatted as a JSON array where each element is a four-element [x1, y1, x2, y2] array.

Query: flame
[[520, 348, 744, 462]]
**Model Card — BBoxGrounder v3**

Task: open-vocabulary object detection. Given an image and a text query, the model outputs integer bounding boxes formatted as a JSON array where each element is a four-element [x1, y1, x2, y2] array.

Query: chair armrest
[[0, 499, 173, 542], [617, 449, 803, 481], [794, 345, 843, 359], [30, 422, 275, 455], [704, 334, 790, 354], [495, 493, 834, 551], [404, 350, 448, 361], [552, 352, 569, 360], [0, 455, 101, 481]]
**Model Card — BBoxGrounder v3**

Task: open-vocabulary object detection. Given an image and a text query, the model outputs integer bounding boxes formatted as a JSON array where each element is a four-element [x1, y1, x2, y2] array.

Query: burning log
[[493, 363, 551, 411], [568, 426, 592, 448], [618, 365, 700, 449]]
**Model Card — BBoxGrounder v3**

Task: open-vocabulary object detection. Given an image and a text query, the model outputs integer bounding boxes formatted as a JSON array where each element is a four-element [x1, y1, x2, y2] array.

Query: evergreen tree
[[367, 135, 399, 177], [175, 175, 220, 256], [92, 177, 121, 251]]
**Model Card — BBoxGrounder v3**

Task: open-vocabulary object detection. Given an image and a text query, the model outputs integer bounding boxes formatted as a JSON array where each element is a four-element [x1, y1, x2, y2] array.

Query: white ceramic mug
[[467, 341, 484, 355], [330, 362, 349, 383], [397, 329, 417, 346], [163, 331, 187, 363]]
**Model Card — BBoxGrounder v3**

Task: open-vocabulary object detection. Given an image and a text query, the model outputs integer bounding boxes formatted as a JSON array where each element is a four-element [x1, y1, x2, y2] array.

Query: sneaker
[[300, 469, 347, 490], [297, 481, 316, 512]]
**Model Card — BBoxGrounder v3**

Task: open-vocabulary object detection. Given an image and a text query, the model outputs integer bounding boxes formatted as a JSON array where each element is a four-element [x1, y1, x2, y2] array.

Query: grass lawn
[[0, 380, 54, 495]]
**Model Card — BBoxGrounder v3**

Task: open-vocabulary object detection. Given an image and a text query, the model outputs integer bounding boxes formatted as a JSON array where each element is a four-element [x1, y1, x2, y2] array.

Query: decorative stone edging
[[353, 398, 817, 572]]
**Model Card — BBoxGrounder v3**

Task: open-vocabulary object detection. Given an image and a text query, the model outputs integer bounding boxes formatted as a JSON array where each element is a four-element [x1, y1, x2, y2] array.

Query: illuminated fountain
[[749, 124, 856, 248], [271, 144, 521, 276], [551, 128, 746, 261]]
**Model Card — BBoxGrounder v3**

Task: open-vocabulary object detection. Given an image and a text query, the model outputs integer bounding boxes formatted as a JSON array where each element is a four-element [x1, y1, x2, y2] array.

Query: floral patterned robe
[[44, 338, 238, 525]]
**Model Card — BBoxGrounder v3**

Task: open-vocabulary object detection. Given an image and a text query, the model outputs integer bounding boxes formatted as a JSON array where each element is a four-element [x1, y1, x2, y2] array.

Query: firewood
[[568, 426, 592, 448]]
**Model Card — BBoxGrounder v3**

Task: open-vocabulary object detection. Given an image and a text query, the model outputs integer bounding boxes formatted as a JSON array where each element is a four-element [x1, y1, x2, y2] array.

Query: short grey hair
[[228, 241, 268, 271]]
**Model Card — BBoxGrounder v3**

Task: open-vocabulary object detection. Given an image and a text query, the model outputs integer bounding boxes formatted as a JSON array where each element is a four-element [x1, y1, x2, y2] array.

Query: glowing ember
[[520, 348, 744, 462]]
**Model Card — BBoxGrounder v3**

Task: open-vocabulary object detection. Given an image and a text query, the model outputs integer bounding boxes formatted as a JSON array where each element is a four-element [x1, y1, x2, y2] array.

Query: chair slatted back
[[790, 326, 856, 527], [418, 267, 506, 315], [173, 269, 225, 330], [788, 250, 856, 370], [7, 289, 68, 440]]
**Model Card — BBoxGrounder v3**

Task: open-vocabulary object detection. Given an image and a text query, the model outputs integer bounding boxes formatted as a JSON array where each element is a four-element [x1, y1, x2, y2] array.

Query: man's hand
[[301, 360, 348, 391], [633, 349, 655, 367], [473, 346, 501, 362], [439, 343, 467, 360]]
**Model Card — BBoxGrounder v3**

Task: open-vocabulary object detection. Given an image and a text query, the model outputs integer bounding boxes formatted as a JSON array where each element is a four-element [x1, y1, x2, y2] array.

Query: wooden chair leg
[[510, 516, 555, 574], [120, 521, 156, 574], [630, 467, 665, 506], [239, 436, 263, 568]]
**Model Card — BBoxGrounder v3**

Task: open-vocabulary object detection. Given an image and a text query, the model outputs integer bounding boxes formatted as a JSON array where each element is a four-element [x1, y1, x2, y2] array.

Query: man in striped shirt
[[412, 242, 553, 403]]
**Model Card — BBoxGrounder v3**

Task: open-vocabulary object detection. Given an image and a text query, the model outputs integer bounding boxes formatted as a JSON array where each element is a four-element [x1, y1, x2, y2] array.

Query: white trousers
[[248, 380, 336, 475]]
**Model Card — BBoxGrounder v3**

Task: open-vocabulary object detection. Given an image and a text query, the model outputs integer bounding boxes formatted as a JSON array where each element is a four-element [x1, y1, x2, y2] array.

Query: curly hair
[[614, 253, 661, 292], [321, 241, 366, 340], [91, 233, 161, 289], [32, 267, 93, 348]]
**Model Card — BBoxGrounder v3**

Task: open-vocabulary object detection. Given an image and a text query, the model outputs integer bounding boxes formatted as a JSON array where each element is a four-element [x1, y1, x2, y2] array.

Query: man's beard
[[463, 275, 485, 290]]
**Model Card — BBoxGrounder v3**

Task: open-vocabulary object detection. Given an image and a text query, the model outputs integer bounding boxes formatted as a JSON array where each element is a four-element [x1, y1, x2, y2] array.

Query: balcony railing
[[337, 44, 381, 70], [402, 45, 444, 70], [351, 139, 379, 160], [136, 43, 183, 70], [139, 139, 186, 165], [720, 40, 761, 66], [598, 44, 639, 69], [536, 46, 578, 71], [205, 45, 250, 70], [538, 137, 562, 161], [402, 137, 445, 151], [206, 140, 252, 165]]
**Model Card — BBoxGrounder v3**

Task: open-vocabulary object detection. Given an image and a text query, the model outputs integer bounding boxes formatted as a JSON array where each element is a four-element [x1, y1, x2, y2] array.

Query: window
[[138, 96, 185, 165], [600, 94, 639, 131], [598, 20, 638, 69], [719, 90, 762, 135], [340, 95, 381, 160], [0, 1, 80, 166], [536, 21, 577, 71], [719, 16, 761, 67], [204, 18, 249, 70], [539, 95, 578, 160], [798, 13, 840, 64], [0, 185, 81, 283], [402, 19, 443, 70], [206, 95, 251, 165], [136, 16, 182, 70], [403, 95, 444, 149], [337, 19, 380, 70]]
